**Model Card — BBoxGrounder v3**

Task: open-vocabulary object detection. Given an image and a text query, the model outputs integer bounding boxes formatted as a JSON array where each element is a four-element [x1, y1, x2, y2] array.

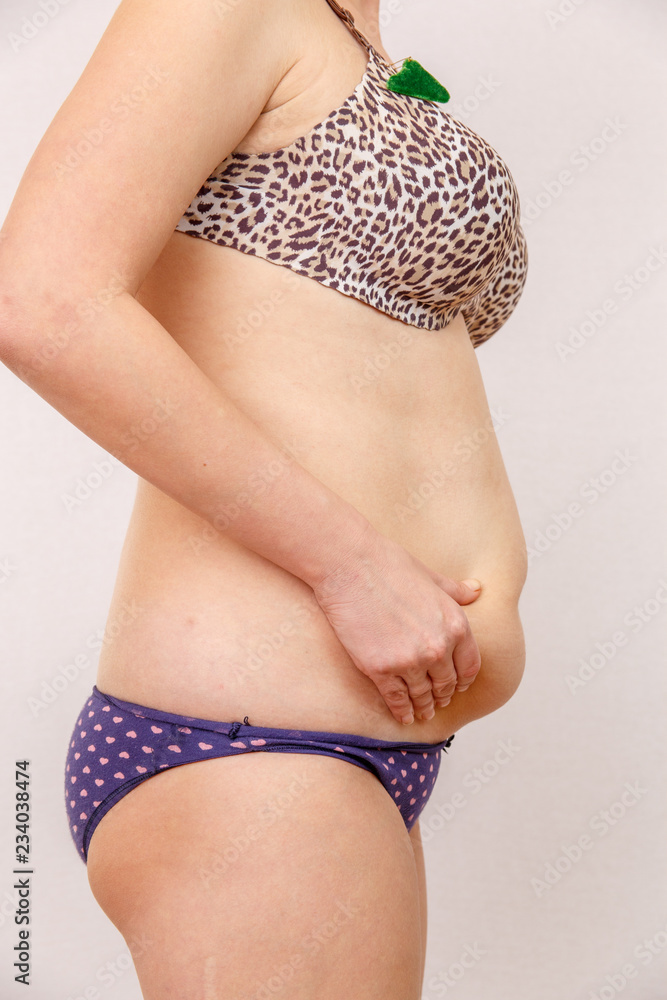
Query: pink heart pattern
[[65, 691, 450, 864]]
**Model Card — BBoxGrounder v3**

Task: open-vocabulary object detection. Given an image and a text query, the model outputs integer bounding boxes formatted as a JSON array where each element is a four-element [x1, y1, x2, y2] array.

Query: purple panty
[[64, 684, 455, 863]]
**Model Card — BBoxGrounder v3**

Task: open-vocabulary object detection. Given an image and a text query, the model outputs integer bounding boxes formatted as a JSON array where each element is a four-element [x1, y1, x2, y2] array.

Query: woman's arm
[[0, 0, 370, 584], [0, 0, 482, 724]]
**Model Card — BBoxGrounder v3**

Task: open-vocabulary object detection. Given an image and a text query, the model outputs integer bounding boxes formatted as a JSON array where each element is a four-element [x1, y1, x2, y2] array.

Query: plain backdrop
[[1, 1, 666, 998]]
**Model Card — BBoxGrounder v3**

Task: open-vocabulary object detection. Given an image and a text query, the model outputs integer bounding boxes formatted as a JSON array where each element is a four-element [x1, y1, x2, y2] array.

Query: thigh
[[409, 819, 427, 995], [86, 749, 424, 1000]]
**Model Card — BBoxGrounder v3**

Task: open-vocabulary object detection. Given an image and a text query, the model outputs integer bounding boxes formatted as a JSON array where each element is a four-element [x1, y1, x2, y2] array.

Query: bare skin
[[95, 2, 527, 744], [0, 0, 528, 995]]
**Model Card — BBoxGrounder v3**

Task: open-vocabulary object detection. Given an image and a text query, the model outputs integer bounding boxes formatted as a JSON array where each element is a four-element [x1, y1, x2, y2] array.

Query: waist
[[98, 283, 528, 739], [96, 472, 527, 742]]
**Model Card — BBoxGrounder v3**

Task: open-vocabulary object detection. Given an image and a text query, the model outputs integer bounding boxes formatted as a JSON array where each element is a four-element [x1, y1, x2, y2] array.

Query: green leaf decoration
[[386, 58, 450, 103]]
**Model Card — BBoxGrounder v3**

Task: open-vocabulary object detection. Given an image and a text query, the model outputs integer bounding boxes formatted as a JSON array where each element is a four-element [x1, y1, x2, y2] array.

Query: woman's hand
[[311, 522, 483, 726]]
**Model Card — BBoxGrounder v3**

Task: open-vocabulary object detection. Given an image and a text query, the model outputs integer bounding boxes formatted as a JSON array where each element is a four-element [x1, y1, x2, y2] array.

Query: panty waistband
[[91, 685, 455, 753]]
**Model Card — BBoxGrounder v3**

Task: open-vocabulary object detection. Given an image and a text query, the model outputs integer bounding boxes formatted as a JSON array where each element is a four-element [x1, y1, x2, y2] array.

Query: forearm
[[0, 287, 370, 587]]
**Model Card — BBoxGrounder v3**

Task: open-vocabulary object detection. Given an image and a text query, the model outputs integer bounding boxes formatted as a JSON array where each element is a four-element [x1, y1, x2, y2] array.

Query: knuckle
[[447, 618, 468, 643], [432, 678, 456, 696], [459, 658, 482, 681], [382, 685, 408, 705], [420, 640, 446, 665], [410, 687, 434, 705], [364, 655, 394, 677]]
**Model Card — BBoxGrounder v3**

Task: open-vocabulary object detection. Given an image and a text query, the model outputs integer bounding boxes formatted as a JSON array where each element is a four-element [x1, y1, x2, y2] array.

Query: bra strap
[[323, 0, 394, 70]]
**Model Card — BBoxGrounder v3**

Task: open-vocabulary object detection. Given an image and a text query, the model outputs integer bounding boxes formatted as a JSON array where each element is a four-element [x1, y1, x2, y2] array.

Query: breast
[[175, 51, 527, 336]]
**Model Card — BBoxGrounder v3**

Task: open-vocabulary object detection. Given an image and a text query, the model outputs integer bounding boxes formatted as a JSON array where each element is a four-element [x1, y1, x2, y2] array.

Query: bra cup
[[174, 23, 528, 339]]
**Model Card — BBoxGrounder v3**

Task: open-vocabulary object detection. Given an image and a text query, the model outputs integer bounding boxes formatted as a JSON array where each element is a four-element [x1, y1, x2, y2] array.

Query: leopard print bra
[[174, 0, 528, 345]]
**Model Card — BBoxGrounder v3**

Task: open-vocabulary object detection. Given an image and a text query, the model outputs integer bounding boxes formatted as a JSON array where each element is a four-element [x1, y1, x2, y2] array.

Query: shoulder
[[0, 0, 307, 299]]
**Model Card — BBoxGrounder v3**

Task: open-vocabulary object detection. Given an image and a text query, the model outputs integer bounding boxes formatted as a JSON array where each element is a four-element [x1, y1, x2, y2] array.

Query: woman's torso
[[95, 0, 528, 742]]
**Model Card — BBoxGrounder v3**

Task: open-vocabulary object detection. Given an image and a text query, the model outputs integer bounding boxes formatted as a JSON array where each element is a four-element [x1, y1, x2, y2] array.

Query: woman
[[0, 0, 529, 995]]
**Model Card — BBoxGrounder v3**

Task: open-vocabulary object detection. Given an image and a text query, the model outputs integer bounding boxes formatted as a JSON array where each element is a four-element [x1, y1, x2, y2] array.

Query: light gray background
[[1, 1, 665, 997]]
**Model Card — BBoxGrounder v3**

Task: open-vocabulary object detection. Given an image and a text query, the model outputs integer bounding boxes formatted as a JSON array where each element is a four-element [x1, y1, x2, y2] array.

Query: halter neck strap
[[323, 0, 395, 71]]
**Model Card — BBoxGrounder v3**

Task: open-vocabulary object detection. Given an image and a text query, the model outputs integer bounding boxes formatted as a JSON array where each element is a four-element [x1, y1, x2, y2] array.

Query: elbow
[[0, 293, 67, 385], [0, 293, 27, 370], [0, 294, 44, 380], [0, 281, 101, 381]]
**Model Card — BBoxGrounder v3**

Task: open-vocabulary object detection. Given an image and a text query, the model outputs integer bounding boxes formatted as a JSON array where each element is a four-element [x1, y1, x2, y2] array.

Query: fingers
[[429, 573, 483, 606], [376, 676, 417, 726], [373, 626, 481, 725], [452, 628, 482, 691], [404, 677, 436, 722], [431, 672, 458, 708], [378, 662, 458, 725], [422, 655, 458, 711]]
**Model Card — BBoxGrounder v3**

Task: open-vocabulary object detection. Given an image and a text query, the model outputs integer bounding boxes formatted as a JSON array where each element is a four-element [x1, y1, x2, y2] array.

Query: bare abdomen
[[96, 243, 528, 741]]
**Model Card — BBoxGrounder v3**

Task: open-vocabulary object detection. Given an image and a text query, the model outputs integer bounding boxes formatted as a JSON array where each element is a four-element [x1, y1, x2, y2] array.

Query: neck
[[345, 0, 383, 45]]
